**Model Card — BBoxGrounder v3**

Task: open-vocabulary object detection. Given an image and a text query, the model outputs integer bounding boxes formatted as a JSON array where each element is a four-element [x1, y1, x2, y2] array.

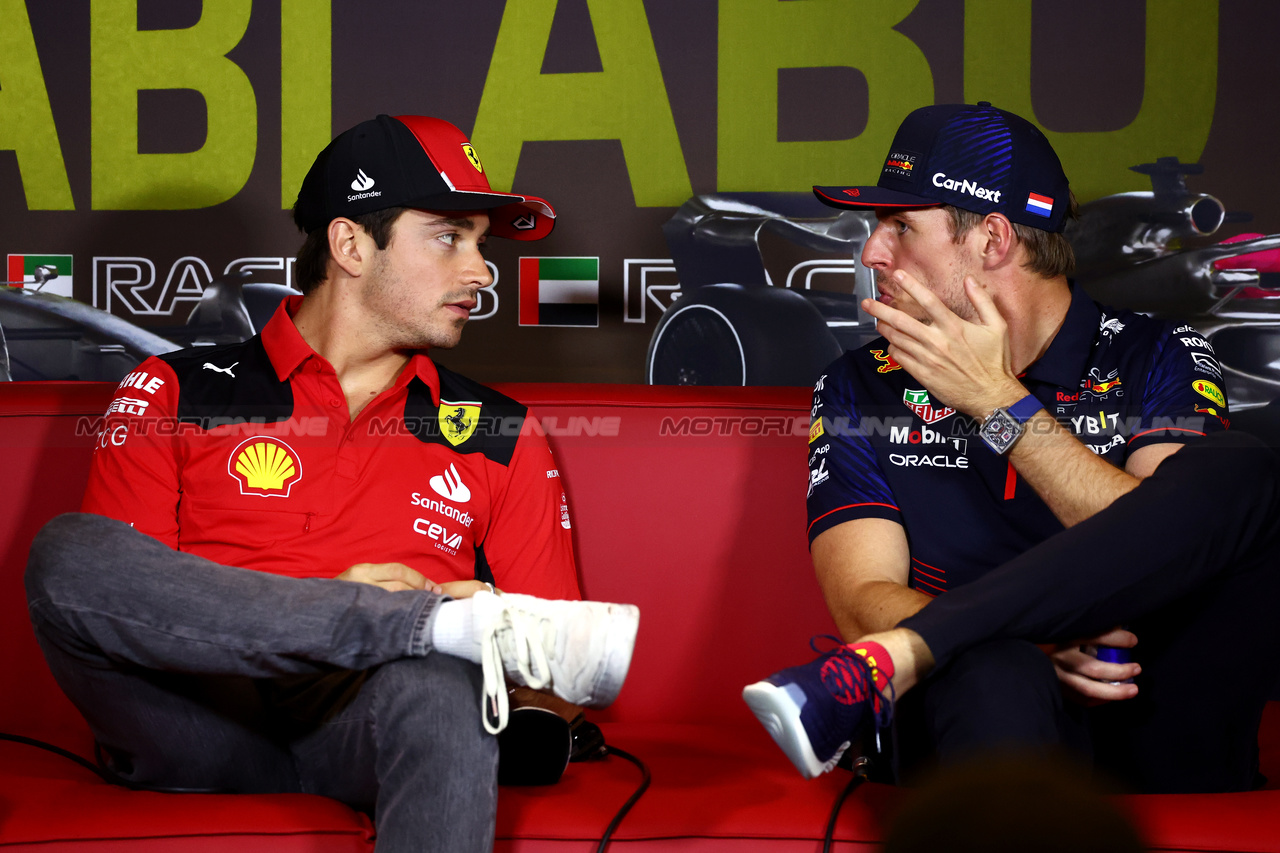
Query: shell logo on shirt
[[439, 401, 481, 446], [228, 437, 303, 497]]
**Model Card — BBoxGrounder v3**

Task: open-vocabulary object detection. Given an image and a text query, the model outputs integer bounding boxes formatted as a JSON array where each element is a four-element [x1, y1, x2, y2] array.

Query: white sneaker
[[471, 590, 639, 734]]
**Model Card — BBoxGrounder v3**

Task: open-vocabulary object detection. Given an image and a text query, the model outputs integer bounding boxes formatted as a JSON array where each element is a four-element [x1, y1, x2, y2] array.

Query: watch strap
[[1006, 393, 1044, 424]]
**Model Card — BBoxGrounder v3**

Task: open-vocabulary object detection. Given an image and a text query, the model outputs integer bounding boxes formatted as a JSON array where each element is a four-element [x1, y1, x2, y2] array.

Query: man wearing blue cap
[[743, 103, 1280, 792]]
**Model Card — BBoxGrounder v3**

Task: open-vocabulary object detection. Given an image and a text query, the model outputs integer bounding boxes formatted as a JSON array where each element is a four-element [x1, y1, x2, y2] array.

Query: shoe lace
[[809, 635, 895, 730], [479, 603, 554, 735]]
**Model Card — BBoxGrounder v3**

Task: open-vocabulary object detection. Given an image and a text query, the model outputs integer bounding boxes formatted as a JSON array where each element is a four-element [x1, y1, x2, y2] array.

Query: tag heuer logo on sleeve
[[903, 389, 956, 425]]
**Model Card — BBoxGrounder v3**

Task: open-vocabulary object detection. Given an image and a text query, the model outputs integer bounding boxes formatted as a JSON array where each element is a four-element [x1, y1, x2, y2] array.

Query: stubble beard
[[363, 256, 469, 351], [875, 268, 977, 324]]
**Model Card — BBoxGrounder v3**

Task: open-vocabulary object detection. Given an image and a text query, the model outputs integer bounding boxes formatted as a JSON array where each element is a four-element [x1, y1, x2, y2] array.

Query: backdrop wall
[[2, 0, 1277, 383]]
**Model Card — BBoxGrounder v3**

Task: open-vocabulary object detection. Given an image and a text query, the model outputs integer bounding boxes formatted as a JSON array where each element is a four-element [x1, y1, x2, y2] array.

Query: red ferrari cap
[[293, 114, 555, 240]]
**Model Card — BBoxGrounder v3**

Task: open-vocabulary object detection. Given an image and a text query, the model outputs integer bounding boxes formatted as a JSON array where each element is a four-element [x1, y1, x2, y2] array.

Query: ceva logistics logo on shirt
[[228, 437, 303, 497]]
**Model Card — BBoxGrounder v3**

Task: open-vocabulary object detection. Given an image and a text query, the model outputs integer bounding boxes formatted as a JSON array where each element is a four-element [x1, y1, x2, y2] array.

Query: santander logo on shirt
[[429, 463, 470, 503]]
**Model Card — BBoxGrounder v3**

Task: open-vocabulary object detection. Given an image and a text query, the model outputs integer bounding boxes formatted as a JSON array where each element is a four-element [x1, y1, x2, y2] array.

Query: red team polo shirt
[[82, 297, 581, 601]]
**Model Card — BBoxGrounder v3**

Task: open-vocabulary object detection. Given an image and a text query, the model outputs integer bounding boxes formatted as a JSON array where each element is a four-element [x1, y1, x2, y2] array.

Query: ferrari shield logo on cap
[[228, 437, 303, 497], [461, 143, 483, 173], [439, 400, 482, 446]]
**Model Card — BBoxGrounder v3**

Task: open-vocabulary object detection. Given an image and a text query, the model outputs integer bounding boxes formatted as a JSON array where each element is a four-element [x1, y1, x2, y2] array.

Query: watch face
[[981, 408, 1022, 454]]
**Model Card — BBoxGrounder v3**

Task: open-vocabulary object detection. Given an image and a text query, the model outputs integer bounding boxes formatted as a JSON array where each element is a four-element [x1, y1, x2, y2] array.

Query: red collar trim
[[260, 295, 441, 398]]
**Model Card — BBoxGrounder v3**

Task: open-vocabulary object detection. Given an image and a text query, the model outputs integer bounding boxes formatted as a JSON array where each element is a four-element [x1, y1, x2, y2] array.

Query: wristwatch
[[980, 393, 1045, 455]]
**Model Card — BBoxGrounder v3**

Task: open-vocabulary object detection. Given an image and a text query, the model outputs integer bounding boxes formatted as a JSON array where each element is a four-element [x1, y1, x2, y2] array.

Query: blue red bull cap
[[813, 102, 1071, 233]]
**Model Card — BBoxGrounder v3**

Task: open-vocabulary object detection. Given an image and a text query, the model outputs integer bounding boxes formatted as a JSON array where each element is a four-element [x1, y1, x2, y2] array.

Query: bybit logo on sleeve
[[228, 437, 303, 497]]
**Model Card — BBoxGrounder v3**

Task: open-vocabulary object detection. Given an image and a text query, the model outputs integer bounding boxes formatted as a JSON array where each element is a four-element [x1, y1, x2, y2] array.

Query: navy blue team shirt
[[805, 283, 1229, 596]]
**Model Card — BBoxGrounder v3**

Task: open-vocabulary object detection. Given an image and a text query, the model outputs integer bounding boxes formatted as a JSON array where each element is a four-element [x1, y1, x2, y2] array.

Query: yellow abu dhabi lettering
[[281, 0, 332, 209], [472, 0, 691, 207], [90, 0, 257, 209], [0, 0, 75, 209], [963, 0, 1217, 201], [717, 0, 932, 192]]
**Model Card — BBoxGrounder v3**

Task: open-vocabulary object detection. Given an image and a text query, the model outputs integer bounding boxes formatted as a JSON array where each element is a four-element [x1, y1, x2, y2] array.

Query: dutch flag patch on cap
[[1025, 192, 1054, 218]]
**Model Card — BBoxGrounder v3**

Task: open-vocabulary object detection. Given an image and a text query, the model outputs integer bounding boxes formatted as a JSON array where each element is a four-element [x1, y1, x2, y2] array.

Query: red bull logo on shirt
[[871, 349, 902, 374]]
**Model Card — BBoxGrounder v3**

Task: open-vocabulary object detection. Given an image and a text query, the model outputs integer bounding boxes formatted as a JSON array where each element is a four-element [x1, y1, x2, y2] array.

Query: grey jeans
[[25, 513, 498, 853]]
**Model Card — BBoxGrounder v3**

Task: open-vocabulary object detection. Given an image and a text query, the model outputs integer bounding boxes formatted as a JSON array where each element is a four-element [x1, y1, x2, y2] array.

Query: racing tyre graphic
[[646, 284, 841, 386]]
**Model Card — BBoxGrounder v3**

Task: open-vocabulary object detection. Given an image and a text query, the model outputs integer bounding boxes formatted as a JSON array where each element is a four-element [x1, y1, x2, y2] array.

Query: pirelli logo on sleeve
[[809, 417, 825, 444]]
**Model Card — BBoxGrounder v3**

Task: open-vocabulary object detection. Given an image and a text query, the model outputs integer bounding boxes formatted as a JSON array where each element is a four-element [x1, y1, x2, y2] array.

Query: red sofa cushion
[[505, 383, 839, 725], [4, 382, 1280, 853]]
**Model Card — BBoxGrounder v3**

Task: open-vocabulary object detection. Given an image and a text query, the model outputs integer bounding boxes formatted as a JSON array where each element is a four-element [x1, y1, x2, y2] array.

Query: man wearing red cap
[[26, 115, 638, 851], [744, 103, 1280, 793]]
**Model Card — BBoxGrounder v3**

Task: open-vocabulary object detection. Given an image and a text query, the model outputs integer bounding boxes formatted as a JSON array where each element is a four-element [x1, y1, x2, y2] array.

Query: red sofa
[[2, 381, 1279, 852]]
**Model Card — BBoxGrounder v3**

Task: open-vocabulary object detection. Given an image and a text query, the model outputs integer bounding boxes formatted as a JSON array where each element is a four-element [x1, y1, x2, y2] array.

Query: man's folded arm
[[811, 517, 929, 642], [80, 357, 182, 547]]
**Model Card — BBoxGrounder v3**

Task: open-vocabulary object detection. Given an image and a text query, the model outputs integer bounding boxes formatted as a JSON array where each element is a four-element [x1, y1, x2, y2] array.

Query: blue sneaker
[[742, 637, 893, 778]]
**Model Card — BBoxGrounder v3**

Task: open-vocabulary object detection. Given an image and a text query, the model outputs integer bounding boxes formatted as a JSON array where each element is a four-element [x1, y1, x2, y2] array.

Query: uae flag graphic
[[519, 257, 599, 327], [7, 254, 74, 297]]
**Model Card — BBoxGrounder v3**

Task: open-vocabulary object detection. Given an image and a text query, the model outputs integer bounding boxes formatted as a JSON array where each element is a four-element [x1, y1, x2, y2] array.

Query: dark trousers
[[895, 430, 1280, 793], [25, 513, 498, 853]]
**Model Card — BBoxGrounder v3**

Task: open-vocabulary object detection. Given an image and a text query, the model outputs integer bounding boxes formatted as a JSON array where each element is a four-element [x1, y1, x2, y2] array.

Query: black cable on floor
[[5, 727, 655, 840], [822, 755, 871, 853], [596, 745, 651, 853], [0, 731, 115, 784]]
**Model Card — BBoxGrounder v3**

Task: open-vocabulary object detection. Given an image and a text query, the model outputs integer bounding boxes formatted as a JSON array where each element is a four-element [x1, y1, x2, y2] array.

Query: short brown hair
[[291, 207, 409, 295], [943, 193, 1079, 279]]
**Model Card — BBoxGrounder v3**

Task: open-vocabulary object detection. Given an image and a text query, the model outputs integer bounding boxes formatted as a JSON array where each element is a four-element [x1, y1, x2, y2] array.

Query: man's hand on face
[[861, 270, 1027, 419], [1047, 627, 1141, 706], [334, 563, 493, 598]]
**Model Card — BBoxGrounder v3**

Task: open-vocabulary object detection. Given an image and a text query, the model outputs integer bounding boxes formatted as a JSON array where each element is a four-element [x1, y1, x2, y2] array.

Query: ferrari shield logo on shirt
[[903, 389, 955, 425], [228, 437, 303, 497], [438, 401, 481, 446]]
